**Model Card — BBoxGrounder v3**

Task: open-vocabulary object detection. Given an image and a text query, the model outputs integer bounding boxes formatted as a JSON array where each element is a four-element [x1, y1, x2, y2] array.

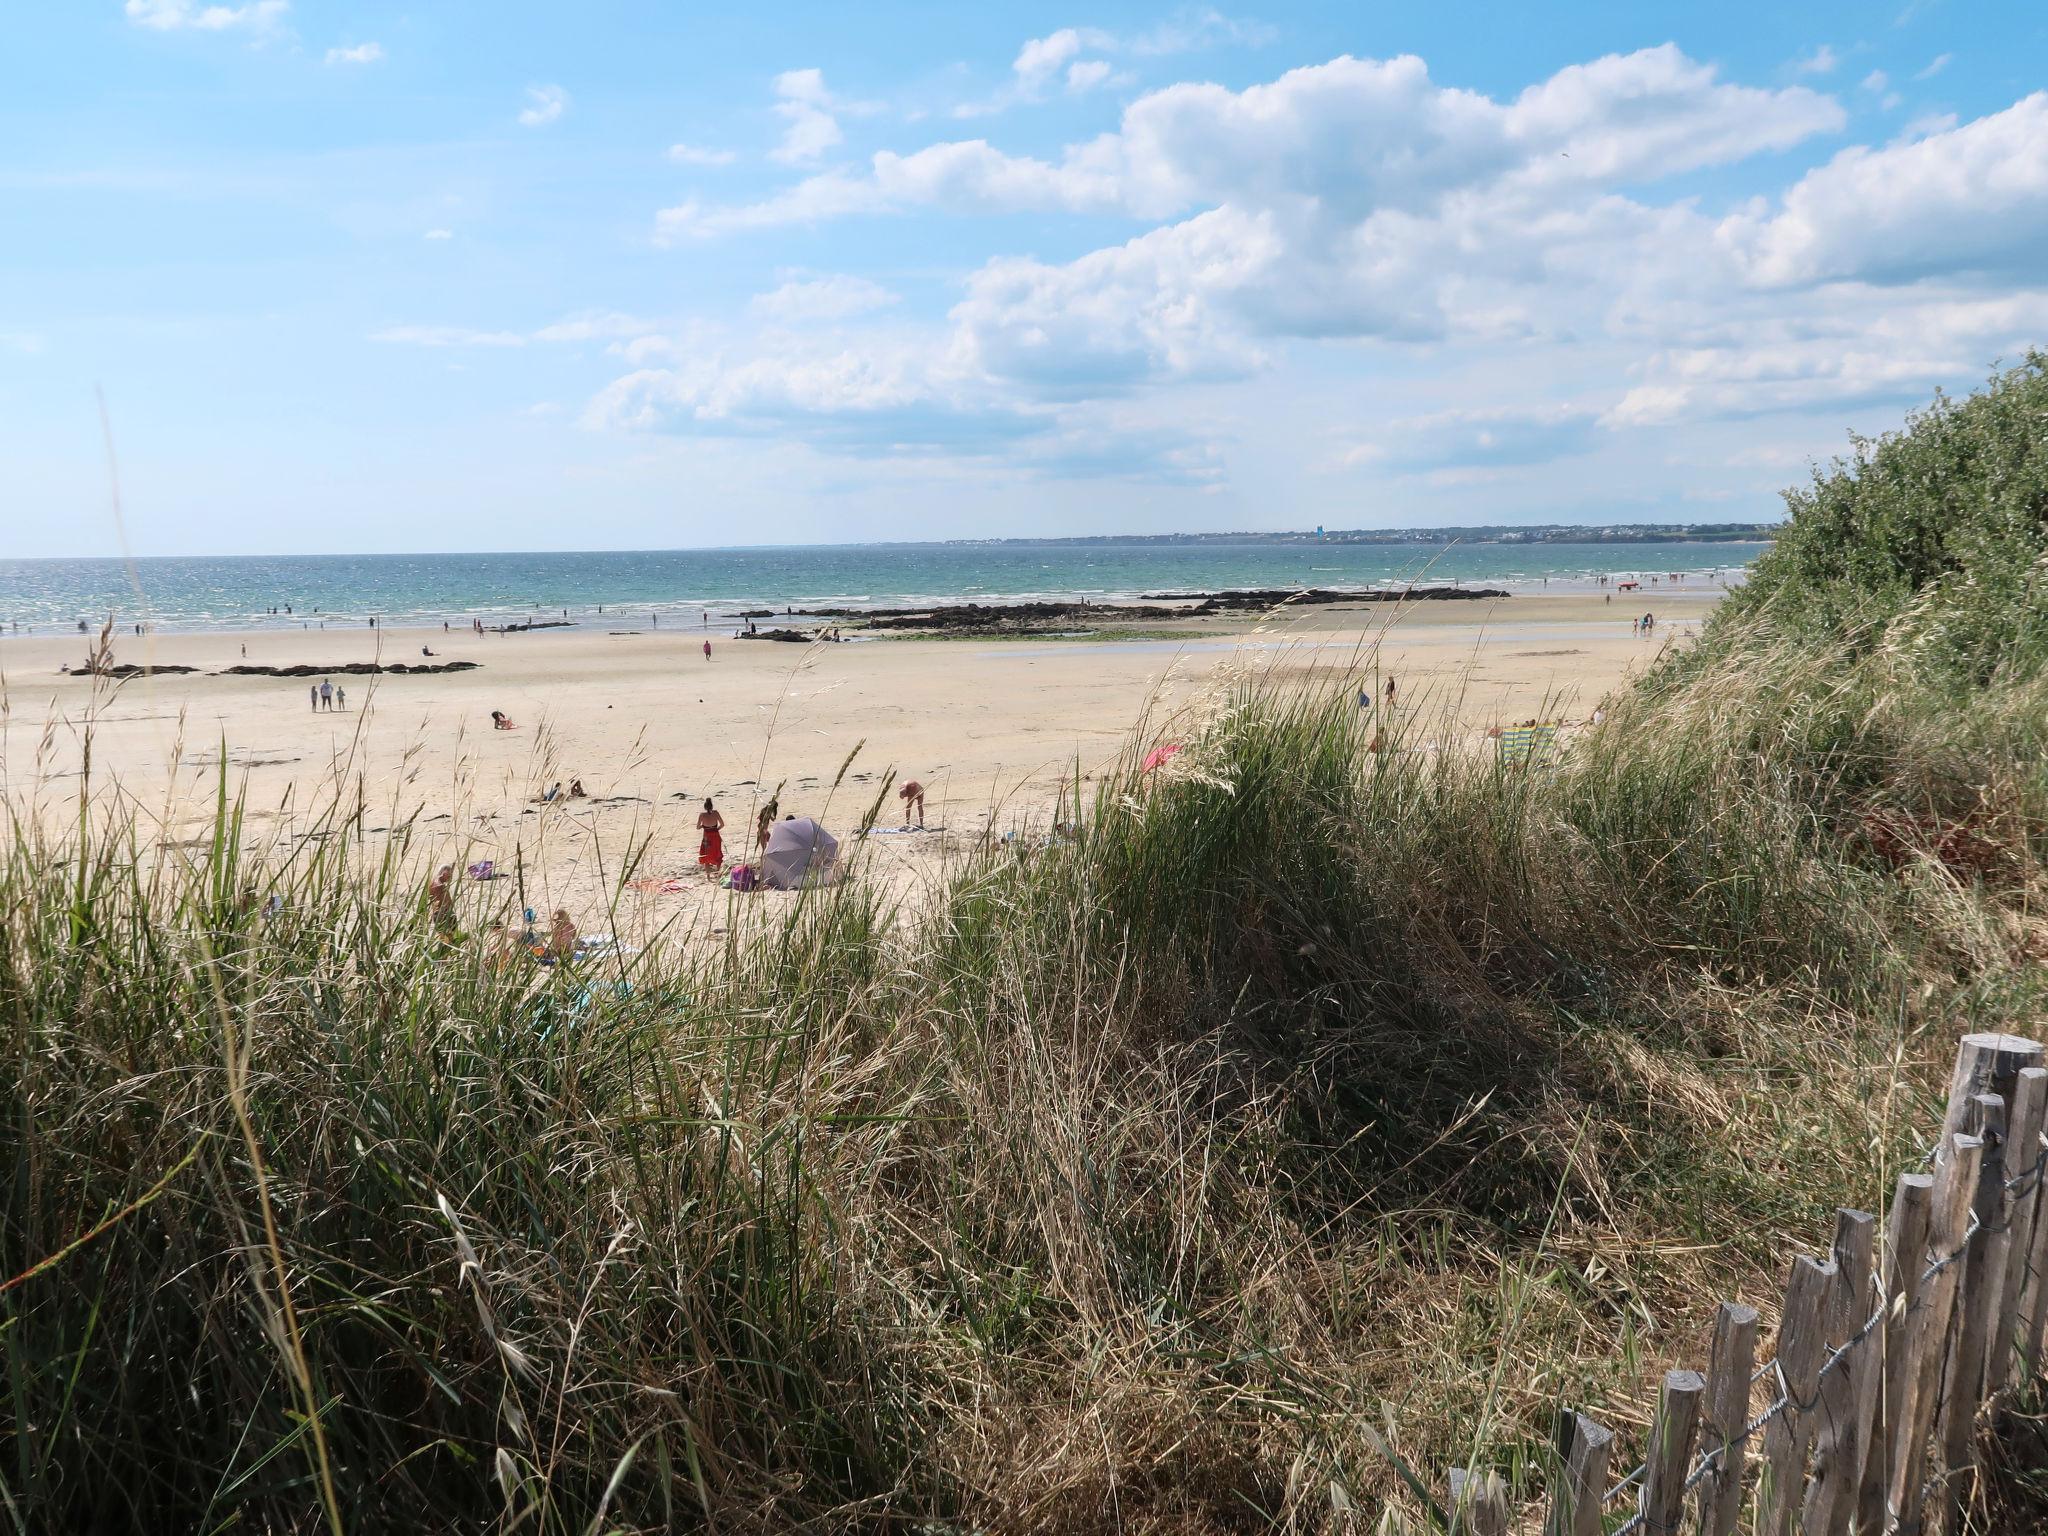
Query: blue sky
[[4, 2, 2045, 556]]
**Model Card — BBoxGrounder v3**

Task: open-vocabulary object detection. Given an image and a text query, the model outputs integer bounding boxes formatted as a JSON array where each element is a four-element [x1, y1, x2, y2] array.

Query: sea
[[0, 541, 1770, 636]]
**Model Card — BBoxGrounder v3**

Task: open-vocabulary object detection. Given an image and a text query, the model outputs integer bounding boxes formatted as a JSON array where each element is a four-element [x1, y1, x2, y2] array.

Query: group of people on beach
[[310, 678, 345, 710]]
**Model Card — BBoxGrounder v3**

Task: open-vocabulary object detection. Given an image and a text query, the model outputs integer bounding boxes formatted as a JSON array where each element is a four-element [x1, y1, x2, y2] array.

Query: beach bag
[[727, 863, 758, 892]]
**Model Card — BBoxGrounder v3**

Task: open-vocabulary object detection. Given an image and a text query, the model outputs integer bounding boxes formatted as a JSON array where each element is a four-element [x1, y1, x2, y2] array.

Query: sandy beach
[[0, 589, 1721, 940]]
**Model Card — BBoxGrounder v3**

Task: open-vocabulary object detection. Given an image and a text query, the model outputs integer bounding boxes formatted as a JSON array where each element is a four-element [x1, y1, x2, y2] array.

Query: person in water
[[697, 798, 725, 872]]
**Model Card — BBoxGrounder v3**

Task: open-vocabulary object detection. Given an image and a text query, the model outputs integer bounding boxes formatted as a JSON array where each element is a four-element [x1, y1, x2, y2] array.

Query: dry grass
[[3, 619, 2044, 1531]]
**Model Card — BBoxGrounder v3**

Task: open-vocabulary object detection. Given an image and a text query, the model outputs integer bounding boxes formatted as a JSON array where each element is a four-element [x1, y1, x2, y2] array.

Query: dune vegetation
[[6, 361, 2048, 1532]]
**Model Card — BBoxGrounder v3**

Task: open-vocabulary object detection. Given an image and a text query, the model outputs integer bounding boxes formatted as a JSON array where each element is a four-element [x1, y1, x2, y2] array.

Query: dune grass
[[7, 605, 2044, 1533]]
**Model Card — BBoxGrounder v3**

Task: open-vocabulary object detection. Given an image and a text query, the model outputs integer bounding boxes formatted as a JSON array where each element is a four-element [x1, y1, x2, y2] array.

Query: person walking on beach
[[702, 639, 712, 661], [1383, 676, 1397, 709], [319, 678, 333, 710], [697, 798, 725, 873]]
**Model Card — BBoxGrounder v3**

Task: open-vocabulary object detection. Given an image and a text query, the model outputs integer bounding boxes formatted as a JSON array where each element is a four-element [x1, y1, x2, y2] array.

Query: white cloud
[[1067, 60, 1116, 93], [324, 41, 382, 65], [1719, 94, 2048, 287], [625, 50, 2048, 490], [751, 275, 901, 323], [667, 142, 738, 166], [1862, 69, 1891, 92], [959, 17, 1258, 118], [771, 68, 852, 164], [519, 84, 569, 128], [423, 228, 453, 240], [684, 47, 1841, 239], [1915, 53, 1953, 80], [1794, 44, 1840, 76], [125, 0, 286, 32]]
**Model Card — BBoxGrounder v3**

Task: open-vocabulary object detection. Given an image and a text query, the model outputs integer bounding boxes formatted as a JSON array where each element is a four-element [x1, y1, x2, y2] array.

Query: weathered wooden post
[[1986, 1066, 2047, 1396], [1887, 1132, 1984, 1536], [1448, 1467, 1508, 1536], [1941, 1034, 2044, 1146], [1858, 1170, 1933, 1535], [1696, 1302, 1758, 1536], [1640, 1369, 1704, 1535], [1803, 1208, 1877, 1535], [1757, 1254, 1836, 1536], [1936, 1093, 2007, 1530], [1545, 1411, 1611, 1536]]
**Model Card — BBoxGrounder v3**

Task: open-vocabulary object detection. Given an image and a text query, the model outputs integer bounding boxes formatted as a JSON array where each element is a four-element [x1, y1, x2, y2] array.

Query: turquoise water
[[0, 542, 1767, 635]]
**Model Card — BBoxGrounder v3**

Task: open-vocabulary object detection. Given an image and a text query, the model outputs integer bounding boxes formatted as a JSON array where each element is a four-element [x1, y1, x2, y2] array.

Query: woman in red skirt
[[696, 797, 725, 874]]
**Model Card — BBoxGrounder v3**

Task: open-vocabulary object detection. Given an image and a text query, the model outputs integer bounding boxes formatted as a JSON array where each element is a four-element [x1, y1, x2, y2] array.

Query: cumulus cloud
[[751, 275, 900, 322], [1718, 94, 2048, 287], [682, 47, 1841, 239], [772, 68, 868, 164], [125, 0, 286, 31], [519, 84, 569, 127], [324, 41, 382, 65], [628, 48, 2045, 489]]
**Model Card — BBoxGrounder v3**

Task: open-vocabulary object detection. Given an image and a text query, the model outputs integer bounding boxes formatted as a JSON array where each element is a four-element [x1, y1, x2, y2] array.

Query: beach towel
[[466, 859, 496, 880]]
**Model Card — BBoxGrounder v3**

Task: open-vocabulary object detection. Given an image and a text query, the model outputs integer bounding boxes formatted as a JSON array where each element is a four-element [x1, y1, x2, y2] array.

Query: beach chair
[[1495, 723, 1559, 770]]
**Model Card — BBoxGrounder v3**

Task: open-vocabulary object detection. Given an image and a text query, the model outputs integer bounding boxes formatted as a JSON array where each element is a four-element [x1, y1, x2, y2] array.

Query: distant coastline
[[939, 522, 1782, 549]]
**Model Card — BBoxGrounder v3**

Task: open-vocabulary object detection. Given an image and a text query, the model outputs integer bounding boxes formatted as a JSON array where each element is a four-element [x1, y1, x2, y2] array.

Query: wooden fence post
[[1545, 1411, 1611, 1536], [1888, 1132, 1984, 1536], [2018, 1093, 2048, 1379], [1936, 1093, 2007, 1531], [1986, 1066, 2048, 1397], [1696, 1302, 1758, 1536], [1448, 1467, 1507, 1536], [1757, 1254, 1836, 1536], [1858, 1170, 1933, 1536], [1640, 1368, 1704, 1535], [1941, 1034, 2043, 1147], [1802, 1208, 1877, 1536]]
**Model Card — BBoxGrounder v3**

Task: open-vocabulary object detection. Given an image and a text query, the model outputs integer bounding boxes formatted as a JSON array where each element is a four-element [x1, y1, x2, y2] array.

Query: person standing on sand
[[899, 780, 926, 828], [427, 865, 457, 943], [309, 683, 318, 711], [757, 799, 778, 851], [335, 686, 346, 711], [697, 799, 725, 873], [1384, 676, 1397, 709], [319, 678, 333, 710]]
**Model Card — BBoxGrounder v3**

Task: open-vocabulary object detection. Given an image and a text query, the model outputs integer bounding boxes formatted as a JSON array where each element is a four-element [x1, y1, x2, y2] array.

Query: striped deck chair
[[1496, 722, 1560, 769]]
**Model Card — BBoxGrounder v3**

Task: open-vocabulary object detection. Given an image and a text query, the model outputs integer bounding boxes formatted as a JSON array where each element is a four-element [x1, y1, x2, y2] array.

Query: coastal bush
[[1704, 352, 2048, 684]]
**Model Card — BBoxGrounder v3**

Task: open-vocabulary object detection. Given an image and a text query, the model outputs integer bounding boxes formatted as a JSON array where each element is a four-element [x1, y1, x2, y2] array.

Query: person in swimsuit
[[757, 799, 778, 850], [697, 798, 725, 872], [898, 779, 926, 828]]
